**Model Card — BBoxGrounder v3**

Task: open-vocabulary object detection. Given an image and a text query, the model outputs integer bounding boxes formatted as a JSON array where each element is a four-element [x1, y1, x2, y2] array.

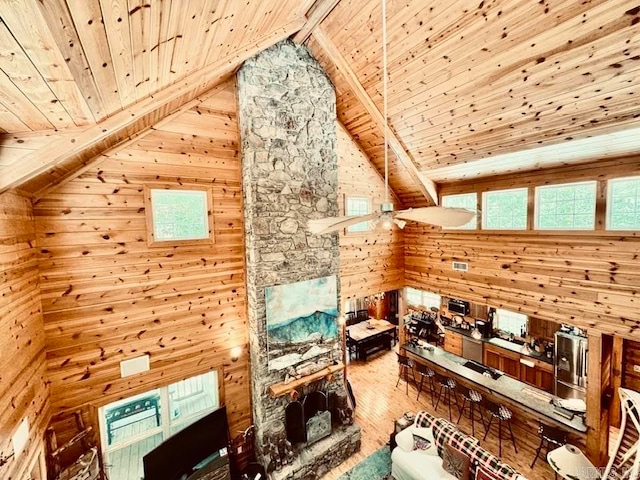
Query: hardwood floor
[[325, 348, 556, 480]]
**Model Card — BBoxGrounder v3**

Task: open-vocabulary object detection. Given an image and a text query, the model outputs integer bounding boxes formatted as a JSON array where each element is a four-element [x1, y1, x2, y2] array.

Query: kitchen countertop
[[442, 325, 554, 365], [402, 342, 587, 433]]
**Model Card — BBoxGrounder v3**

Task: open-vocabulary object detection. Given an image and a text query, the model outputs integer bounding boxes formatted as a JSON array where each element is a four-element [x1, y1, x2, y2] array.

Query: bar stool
[[456, 386, 486, 438], [396, 354, 416, 395], [434, 375, 459, 422], [483, 402, 517, 457], [530, 422, 568, 469], [415, 363, 437, 406]]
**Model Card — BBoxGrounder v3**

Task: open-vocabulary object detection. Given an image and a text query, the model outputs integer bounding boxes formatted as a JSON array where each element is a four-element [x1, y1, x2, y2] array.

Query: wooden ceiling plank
[[198, 0, 228, 70], [183, 0, 217, 77], [0, 21, 76, 129], [0, 70, 53, 131], [168, 0, 195, 81], [311, 27, 438, 206], [100, 0, 137, 108], [165, 0, 190, 84], [158, 0, 182, 86], [65, 0, 123, 114], [0, 18, 305, 195], [0, 103, 29, 133], [35, 0, 106, 121], [146, 0, 163, 94], [2, 0, 96, 126], [293, 0, 341, 44], [127, 0, 153, 99]]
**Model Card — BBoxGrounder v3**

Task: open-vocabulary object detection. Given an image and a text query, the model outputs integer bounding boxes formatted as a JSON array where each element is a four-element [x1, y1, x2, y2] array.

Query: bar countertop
[[402, 342, 587, 433]]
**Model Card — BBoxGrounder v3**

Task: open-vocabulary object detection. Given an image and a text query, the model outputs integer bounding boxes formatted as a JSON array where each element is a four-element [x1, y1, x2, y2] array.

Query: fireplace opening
[[285, 391, 332, 445]]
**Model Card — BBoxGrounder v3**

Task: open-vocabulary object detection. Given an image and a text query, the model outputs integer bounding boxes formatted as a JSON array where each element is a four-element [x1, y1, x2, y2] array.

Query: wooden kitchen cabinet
[[483, 344, 520, 378], [444, 330, 463, 356], [518, 357, 554, 393], [501, 350, 521, 378], [483, 344, 504, 370]]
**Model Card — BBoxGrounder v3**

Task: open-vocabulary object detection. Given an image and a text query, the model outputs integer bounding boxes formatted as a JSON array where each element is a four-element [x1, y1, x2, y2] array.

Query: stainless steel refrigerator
[[554, 331, 588, 400]]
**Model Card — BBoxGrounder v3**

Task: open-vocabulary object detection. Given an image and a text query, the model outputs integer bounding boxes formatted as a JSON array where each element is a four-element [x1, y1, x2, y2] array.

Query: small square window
[[145, 186, 214, 245], [441, 193, 477, 229], [345, 196, 370, 233], [482, 188, 528, 230], [535, 181, 596, 230], [495, 309, 527, 336], [607, 176, 640, 231]]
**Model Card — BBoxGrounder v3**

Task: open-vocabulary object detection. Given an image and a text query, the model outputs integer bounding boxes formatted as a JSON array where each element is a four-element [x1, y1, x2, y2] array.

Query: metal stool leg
[[457, 397, 467, 424], [416, 375, 425, 401], [429, 377, 437, 407], [469, 401, 476, 437], [498, 419, 502, 457], [435, 384, 445, 411], [508, 421, 518, 453], [483, 415, 493, 441], [530, 438, 544, 469]]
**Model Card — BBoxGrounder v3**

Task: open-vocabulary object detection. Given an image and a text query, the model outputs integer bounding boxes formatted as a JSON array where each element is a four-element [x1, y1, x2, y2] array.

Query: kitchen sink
[[488, 337, 523, 353], [462, 360, 503, 380]]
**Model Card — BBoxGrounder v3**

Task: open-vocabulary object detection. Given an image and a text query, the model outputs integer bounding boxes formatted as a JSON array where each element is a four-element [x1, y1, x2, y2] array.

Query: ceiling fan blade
[[393, 206, 476, 227], [308, 213, 380, 234]]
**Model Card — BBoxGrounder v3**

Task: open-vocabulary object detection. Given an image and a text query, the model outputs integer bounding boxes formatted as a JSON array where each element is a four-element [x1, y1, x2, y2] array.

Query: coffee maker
[[474, 319, 493, 338]]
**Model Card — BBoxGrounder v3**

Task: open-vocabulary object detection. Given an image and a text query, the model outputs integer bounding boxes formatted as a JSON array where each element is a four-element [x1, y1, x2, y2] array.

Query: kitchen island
[[402, 342, 587, 451]]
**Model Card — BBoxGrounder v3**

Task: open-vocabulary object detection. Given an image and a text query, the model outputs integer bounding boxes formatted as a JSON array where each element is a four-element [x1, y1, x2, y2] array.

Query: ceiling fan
[[308, 0, 477, 236]]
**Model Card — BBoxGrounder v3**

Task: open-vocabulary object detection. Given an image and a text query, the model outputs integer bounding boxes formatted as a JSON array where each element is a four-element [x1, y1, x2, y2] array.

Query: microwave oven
[[448, 299, 469, 316]]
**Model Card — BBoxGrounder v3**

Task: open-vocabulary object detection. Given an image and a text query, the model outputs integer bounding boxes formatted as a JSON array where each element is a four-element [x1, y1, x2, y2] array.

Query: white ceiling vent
[[452, 261, 469, 272]]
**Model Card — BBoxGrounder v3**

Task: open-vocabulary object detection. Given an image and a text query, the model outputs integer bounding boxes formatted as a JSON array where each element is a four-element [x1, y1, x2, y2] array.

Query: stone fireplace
[[237, 39, 361, 478]]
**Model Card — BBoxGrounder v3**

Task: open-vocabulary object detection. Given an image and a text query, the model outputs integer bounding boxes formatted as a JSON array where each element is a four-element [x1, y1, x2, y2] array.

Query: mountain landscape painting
[[266, 275, 338, 371]]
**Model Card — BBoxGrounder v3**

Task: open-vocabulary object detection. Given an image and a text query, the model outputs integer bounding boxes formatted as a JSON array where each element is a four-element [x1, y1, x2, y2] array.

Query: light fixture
[[231, 346, 242, 362]]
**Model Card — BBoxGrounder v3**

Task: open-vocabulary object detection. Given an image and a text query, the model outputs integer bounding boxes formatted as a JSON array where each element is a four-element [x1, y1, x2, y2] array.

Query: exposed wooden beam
[[0, 18, 306, 195], [293, 0, 341, 44], [312, 26, 438, 206]]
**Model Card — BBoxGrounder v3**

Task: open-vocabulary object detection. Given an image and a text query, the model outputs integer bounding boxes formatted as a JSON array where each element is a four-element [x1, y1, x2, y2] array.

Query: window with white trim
[[535, 181, 596, 230], [482, 188, 528, 230], [406, 287, 441, 310], [607, 176, 640, 230], [442, 193, 477, 229], [345, 196, 370, 232], [495, 309, 528, 336], [145, 186, 213, 245], [99, 371, 219, 480]]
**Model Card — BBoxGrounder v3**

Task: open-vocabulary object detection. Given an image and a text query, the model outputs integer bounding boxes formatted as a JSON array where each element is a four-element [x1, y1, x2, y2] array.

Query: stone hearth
[[237, 39, 360, 478]]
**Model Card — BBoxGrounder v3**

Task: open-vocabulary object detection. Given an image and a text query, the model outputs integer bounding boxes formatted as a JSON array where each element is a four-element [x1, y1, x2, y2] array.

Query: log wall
[[33, 80, 252, 444], [0, 191, 49, 479], [337, 123, 405, 302]]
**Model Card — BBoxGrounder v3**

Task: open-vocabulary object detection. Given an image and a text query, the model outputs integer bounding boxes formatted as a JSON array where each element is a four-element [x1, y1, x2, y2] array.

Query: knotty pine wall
[[33, 80, 252, 444], [337, 123, 405, 302], [0, 191, 49, 479], [405, 158, 640, 338]]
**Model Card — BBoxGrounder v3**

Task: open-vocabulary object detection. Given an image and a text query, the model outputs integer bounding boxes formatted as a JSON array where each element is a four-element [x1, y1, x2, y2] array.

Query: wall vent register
[[452, 261, 469, 272]]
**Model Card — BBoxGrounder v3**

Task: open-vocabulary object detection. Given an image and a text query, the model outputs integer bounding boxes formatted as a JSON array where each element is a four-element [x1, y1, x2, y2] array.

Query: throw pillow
[[475, 466, 501, 480], [413, 433, 431, 451], [442, 443, 471, 480]]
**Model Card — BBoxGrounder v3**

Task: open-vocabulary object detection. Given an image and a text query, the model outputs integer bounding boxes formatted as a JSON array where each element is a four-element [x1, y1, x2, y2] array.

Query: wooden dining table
[[347, 318, 397, 361]]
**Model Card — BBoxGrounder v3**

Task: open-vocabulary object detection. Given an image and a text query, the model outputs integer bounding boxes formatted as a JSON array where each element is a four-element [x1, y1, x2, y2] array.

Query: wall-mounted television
[[143, 405, 229, 480]]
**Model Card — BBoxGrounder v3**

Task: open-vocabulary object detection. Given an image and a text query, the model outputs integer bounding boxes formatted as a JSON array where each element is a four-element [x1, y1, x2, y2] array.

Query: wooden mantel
[[269, 363, 345, 398]]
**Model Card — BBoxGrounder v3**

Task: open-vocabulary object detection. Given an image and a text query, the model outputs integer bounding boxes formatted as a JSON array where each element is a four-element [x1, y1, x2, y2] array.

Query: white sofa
[[391, 424, 455, 480], [390, 412, 528, 480]]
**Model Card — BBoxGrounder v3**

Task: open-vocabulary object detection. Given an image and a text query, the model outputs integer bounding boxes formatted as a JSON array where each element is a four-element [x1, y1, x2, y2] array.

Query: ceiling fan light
[[394, 219, 407, 229], [382, 218, 393, 230]]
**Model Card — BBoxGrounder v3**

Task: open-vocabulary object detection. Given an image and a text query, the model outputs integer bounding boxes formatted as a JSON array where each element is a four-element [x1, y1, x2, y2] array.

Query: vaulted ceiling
[[1, 0, 640, 206]]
